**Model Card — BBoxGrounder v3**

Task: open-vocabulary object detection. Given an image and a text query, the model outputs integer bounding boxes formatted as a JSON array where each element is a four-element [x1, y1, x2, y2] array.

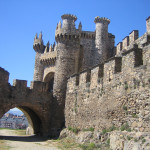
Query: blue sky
[[0, 0, 150, 86]]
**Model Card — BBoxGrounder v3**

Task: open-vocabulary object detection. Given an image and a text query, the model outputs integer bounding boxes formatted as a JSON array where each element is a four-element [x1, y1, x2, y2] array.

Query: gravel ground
[[0, 129, 60, 150]]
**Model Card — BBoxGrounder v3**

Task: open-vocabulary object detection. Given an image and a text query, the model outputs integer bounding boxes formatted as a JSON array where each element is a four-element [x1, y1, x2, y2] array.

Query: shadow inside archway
[[0, 135, 51, 142]]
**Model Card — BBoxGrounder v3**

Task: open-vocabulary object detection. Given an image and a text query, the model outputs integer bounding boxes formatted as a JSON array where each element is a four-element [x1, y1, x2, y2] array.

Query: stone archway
[[44, 72, 54, 92], [0, 106, 42, 135]]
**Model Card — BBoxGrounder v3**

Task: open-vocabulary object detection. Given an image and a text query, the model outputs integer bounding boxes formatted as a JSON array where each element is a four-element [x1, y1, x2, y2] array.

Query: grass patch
[[53, 138, 81, 150], [120, 123, 131, 132], [142, 139, 146, 144], [68, 127, 80, 134], [15, 129, 26, 135], [124, 81, 128, 90], [132, 113, 138, 118], [52, 138, 112, 150], [83, 128, 94, 132], [80, 143, 96, 150], [127, 136, 133, 141], [101, 125, 118, 135], [123, 105, 127, 111]]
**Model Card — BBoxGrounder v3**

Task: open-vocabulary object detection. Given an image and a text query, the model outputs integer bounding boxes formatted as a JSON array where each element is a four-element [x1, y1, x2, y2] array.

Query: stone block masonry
[[65, 25, 150, 132], [0, 14, 150, 139]]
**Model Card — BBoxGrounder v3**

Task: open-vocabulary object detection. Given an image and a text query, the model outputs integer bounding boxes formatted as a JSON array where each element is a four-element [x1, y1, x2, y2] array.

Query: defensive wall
[[65, 25, 150, 132]]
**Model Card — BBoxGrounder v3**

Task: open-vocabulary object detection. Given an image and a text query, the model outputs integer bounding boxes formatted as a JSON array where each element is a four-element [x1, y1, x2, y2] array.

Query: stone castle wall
[[65, 31, 150, 132], [1, 14, 150, 138]]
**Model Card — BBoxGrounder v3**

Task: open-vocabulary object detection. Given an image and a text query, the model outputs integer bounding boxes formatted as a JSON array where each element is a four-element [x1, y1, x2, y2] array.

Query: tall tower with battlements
[[94, 16, 110, 64], [52, 14, 80, 130]]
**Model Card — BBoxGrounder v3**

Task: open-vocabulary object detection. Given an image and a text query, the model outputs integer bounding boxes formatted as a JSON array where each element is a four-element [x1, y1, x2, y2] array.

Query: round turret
[[94, 16, 110, 64], [61, 14, 77, 34]]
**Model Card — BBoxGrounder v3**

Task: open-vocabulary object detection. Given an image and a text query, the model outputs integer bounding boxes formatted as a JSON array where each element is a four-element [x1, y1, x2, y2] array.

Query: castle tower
[[33, 32, 45, 81], [61, 14, 77, 34], [52, 14, 80, 133], [94, 16, 110, 64]]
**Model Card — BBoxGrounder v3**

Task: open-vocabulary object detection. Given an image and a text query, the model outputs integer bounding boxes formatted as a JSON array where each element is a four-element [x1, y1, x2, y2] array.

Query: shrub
[[102, 128, 107, 135], [124, 81, 128, 90], [107, 138, 110, 145], [127, 136, 132, 141], [79, 143, 96, 150], [83, 127, 94, 132], [142, 139, 146, 144], [132, 113, 138, 118], [108, 125, 117, 132], [120, 123, 131, 132], [68, 127, 80, 134], [88, 143, 96, 149], [134, 138, 138, 142], [123, 105, 127, 111]]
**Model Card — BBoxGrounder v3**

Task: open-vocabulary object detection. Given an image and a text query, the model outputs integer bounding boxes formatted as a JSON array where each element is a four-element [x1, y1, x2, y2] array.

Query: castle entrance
[[44, 72, 54, 92], [0, 106, 42, 136]]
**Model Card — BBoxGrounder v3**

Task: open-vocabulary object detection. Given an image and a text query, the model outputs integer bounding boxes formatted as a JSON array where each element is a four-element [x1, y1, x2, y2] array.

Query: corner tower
[[94, 16, 110, 64], [52, 14, 80, 133], [33, 32, 45, 81]]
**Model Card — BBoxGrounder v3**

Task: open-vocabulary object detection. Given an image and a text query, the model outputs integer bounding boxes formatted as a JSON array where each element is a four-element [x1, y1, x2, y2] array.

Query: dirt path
[[0, 129, 61, 150]]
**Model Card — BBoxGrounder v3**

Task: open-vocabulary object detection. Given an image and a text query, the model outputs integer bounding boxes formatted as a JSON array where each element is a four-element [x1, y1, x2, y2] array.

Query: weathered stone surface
[[0, 14, 150, 141]]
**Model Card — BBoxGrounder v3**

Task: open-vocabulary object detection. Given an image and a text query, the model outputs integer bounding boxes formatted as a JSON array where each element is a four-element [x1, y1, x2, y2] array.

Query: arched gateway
[[0, 67, 58, 137]]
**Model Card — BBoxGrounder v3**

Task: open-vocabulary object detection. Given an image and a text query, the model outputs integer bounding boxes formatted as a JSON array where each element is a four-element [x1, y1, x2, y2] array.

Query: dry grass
[[49, 138, 82, 150], [14, 129, 26, 136]]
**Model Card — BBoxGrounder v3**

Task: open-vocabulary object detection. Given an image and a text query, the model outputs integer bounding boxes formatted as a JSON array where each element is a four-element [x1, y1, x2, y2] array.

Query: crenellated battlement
[[13, 79, 27, 89], [81, 31, 95, 39], [61, 14, 77, 21], [33, 32, 45, 53], [11, 79, 50, 93], [116, 17, 150, 55], [55, 33, 80, 42], [40, 50, 57, 66], [67, 41, 150, 91], [94, 16, 110, 24], [55, 24, 80, 37]]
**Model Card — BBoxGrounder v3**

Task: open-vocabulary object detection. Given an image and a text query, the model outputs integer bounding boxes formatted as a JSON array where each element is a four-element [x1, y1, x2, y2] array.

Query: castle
[[0, 14, 150, 138]]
